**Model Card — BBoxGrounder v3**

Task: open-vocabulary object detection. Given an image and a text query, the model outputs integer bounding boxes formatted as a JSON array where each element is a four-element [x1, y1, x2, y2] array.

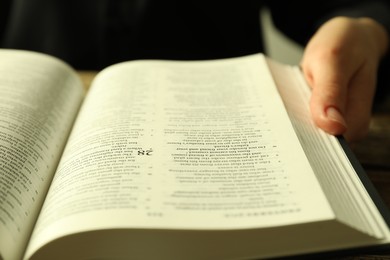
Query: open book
[[0, 49, 389, 260]]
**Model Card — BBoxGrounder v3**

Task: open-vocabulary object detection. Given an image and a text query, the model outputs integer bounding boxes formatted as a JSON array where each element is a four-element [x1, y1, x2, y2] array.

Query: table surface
[[78, 71, 390, 260]]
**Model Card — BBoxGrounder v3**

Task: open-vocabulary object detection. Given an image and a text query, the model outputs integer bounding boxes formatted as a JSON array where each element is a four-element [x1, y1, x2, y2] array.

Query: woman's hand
[[301, 17, 388, 142]]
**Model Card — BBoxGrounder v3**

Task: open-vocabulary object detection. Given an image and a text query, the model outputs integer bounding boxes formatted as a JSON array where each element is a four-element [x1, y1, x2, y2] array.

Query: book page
[[0, 50, 84, 260], [26, 54, 334, 257]]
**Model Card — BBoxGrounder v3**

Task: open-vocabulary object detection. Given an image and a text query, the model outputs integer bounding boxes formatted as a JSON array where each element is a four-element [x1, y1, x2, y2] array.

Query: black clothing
[[1, 0, 390, 70], [1, 1, 264, 69]]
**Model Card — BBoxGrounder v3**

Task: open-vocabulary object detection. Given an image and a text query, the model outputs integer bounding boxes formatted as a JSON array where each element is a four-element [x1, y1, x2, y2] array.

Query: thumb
[[306, 65, 349, 136]]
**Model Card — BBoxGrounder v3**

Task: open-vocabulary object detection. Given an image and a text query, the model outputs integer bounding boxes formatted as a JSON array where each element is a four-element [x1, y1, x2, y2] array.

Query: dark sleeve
[[0, 0, 12, 42], [265, 0, 390, 46]]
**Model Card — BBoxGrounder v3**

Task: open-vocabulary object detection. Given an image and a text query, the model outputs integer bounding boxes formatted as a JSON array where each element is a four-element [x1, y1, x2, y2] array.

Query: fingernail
[[325, 106, 347, 129]]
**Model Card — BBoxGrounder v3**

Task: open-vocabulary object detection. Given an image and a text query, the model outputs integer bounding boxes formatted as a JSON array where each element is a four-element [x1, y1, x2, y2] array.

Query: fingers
[[304, 55, 349, 136], [341, 63, 376, 141], [301, 17, 386, 142], [302, 52, 376, 142]]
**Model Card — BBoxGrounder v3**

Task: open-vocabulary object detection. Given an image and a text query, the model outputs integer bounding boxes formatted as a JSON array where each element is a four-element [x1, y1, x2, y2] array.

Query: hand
[[301, 17, 389, 142]]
